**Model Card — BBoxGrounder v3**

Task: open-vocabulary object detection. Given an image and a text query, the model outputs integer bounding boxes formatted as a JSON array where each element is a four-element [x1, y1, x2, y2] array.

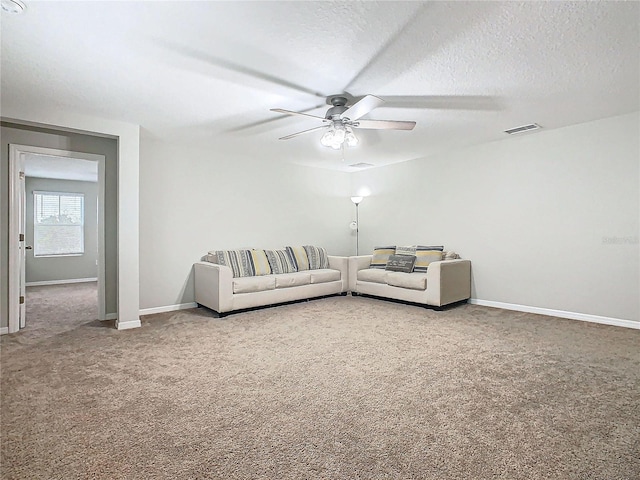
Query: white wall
[[25, 177, 98, 283], [139, 137, 352, 310], [3, 111, 636, 327], [351, 112, 640, 323]]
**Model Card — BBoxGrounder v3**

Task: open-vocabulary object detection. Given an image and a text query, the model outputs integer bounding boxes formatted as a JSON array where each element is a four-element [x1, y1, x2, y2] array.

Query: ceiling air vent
[[348, 162, 374, 168], [504, 123, 541, 135]]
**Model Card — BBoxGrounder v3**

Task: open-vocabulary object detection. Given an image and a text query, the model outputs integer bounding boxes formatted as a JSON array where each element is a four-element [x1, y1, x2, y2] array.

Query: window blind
[[34, 191, 85, 256]]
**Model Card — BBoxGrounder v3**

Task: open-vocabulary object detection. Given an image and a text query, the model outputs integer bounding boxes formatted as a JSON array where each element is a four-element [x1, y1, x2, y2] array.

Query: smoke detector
[[1, 0, 26, 14]]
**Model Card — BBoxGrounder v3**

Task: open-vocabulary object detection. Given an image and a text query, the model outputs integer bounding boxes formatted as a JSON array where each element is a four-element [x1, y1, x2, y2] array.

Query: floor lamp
[[351, 196, 363, 255]]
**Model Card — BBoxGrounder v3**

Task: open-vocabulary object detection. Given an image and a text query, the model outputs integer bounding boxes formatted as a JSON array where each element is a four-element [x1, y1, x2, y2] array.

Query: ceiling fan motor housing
[[325, 96, 349, 119]]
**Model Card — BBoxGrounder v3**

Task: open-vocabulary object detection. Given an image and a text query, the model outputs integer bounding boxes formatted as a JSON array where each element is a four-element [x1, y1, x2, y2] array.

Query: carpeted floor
[[23, 282, 99, 339], [1, 295, 639, 479]]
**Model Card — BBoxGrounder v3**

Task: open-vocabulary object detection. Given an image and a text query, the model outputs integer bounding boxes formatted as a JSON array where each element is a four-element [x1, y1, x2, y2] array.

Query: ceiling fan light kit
[[271, 94, 416, 150], [320, 125, 358, 149]]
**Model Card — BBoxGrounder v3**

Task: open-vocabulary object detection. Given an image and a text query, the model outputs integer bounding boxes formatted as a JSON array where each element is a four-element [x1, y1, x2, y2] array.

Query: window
[[34, 191, 84, 257]]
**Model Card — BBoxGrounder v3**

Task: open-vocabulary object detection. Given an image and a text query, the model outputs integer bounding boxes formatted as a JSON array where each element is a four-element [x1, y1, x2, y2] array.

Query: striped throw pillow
[[370, 246, 396, 269], [413, 245, 444, 273], [264, 249, 297, 274], [251, 250, 272, 276], [303, 245, 329, 270], [210, 250, 255, 278], [286, 246, 310, 271], [395, 245, 416, 256]]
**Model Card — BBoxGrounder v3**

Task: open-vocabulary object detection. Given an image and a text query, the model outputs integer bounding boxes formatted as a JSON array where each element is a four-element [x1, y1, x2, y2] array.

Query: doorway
[[8, 145, 106, 333]]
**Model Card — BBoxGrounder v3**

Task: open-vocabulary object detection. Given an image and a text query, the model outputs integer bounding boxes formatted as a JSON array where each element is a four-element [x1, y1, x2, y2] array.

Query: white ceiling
[[24, 153, 98, 182], [1, 1, 638, 172]]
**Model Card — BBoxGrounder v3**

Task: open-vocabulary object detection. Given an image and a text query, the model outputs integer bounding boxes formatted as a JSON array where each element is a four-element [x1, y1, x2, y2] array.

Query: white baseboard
[[139, 302, 198, 316], [116, 319, 142, 330], [0, 327, 9, 335], [26, 278, 98, 287], [468, 299, 639, 330]]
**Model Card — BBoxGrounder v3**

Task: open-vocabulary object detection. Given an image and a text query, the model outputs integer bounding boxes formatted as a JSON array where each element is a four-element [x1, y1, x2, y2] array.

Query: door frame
[[8, 147, 25, 332], [8, 144, 106, 333]]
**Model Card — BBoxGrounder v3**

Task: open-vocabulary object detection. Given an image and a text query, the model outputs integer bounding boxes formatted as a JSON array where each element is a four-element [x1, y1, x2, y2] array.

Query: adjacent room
[[22, 152, 102, 332], [1, 1, 638, 478]]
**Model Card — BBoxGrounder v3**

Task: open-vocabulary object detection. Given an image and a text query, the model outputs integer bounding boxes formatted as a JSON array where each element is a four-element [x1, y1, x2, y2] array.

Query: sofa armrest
[[348, 255, 372, 292], [426, 259, 471, 306], [328, 255, 349, 292], [194, 261, 233, 313]]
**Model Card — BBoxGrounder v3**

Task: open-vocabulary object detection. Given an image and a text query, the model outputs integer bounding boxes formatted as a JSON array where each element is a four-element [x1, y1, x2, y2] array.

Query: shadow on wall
[[179, 267, 196, 306]]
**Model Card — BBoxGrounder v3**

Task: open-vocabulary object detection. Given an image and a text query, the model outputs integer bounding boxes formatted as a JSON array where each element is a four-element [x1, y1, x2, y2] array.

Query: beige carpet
[[1, 295, 639, 479], [23, 282, 99, 339]]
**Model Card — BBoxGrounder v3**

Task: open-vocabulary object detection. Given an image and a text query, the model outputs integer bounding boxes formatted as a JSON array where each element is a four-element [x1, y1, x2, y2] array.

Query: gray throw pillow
[[385, 254, 416, 273]]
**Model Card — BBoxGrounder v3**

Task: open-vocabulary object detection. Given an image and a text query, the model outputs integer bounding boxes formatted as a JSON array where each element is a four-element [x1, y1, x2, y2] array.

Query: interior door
[[9, 146, 27, 333], [19, 168, 27, 329]]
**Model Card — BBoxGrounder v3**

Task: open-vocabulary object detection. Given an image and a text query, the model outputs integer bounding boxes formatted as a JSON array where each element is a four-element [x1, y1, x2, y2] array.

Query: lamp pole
[[350, 196, 363, 256], [355, 203, 359, 255]]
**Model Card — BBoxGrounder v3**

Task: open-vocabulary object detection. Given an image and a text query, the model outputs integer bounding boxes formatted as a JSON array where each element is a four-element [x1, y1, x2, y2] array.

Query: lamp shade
[[350, 196, 363, 205]]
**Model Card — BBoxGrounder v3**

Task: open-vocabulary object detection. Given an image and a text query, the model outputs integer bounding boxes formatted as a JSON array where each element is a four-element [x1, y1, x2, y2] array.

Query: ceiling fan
[[271, 94, 416, 149], [157, 40, 501, 137]]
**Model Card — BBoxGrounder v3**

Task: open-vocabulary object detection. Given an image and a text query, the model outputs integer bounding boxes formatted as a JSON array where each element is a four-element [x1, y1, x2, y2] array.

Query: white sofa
[[194, 255, 349, 316], [348, 255, 471, 308]]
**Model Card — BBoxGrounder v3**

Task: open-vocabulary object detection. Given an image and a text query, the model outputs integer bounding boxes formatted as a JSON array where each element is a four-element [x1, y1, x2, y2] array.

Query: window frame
[[33, 190, 85, 258]]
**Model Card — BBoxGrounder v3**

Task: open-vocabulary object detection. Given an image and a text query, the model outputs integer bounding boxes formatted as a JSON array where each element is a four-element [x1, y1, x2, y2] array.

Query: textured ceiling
[[1, 1, 638, 171]]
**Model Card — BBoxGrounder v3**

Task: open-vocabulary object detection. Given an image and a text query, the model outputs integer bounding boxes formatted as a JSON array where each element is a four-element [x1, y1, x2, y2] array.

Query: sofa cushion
[[414, 246, 444, 273], [303, 245, 329, 269], [210, 249, 255, 278], [265, 249, 297, 274], [275, 272, 311, 289], [286, 246, 310, 271], [357, 268, 388, 284], [385, 254, 417, 273], [309, 268, 340, 284], [386, 272, 428, 290], [233, 275, 276, 294], [443, 251, 461, 260], [370, 246, 396, 269], [250, 250, 272, 276]]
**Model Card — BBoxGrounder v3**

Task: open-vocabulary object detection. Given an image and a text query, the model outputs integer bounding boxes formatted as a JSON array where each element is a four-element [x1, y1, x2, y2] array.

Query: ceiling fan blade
[[341, 95, 385, 121], [228, 104, 325, 133], [354, 119, 416, 130], [271, 108, 328, 121], [155, 38, 327, 99], [342, 4, 427, 92], [380, 95, 502, 111], [279, 125, 328, 140]]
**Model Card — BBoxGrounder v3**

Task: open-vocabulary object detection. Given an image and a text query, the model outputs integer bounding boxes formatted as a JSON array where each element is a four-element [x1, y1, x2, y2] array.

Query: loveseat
[[348, 245, 471, 308], [194, 246, 348, 316]]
